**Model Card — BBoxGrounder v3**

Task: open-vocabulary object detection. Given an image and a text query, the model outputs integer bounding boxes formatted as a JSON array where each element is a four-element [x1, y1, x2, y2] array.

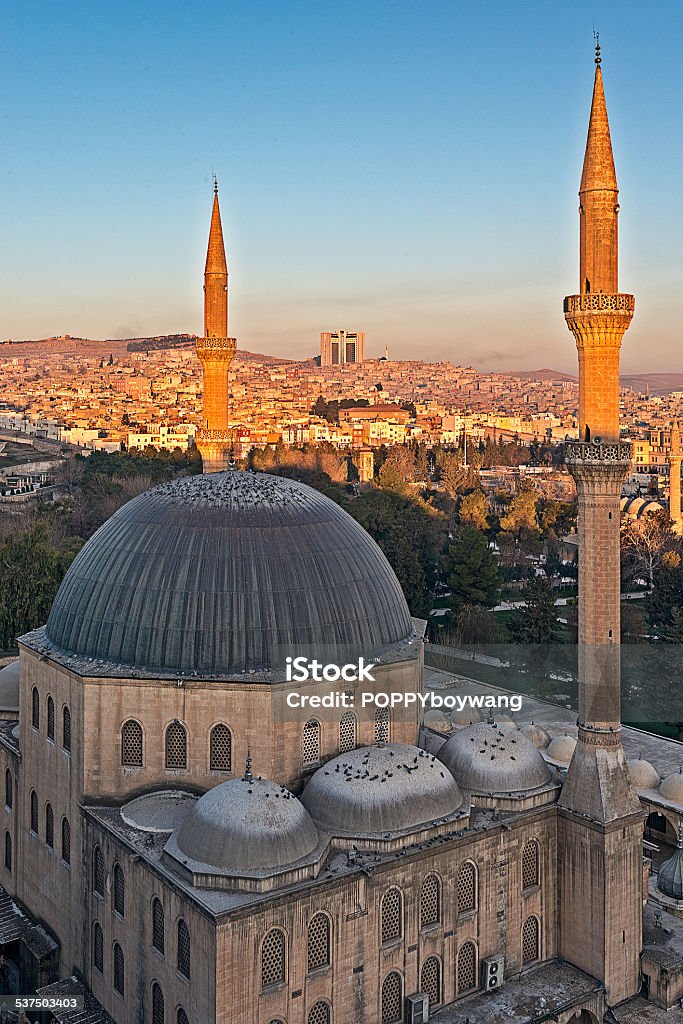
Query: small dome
[[520, 721, 550, 749], [547, 734, 577, 765], [424, 709, 452, 734], [660, 769, 683, 805], [0, 661, 19, 712], [450, 706, 483, 727], [171, 776, 318, 871], [437, 722, 552, 795], [658, 840, 683, 900], [301, 743, 463, 835], [626, 757, 660, 790], [494, 714, 519, 732]]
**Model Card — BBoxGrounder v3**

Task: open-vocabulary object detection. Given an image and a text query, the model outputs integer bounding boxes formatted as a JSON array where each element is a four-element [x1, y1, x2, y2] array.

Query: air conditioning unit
[[405, 992, 429, 1024], [481, 954, 505, 991]]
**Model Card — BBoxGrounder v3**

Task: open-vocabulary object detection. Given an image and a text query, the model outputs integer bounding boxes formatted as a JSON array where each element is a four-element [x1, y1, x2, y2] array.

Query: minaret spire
[[204, 180, 228, 338]]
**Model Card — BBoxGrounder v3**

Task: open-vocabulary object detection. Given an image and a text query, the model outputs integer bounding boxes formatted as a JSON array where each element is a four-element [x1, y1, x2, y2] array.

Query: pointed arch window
[[522, 915, 540, 964], [339, 711, 357, 753], [165, 721, 187, 770], [45, 803, 54, 849], [381, 887, 402, 944], [152, 982, 164, 1024], [420, 956, 441, 1008], [152, 897, 164, 954], [307, 1003, 330, 1024], [522, 839, 540, 890], [302, 719, 321, 768], [46, 695, 55, 741], [113, 942, 125, 995], [92, 922, 103, 974], [209, 724, 232, 772], [61, 816, 70, 866], [177, 918, 191, 979], [30, 790, 38, 834], [420, 873, 440, 929], [456, 861, 477, 915], [113, 862, 125, 916], [4, 768, 12, 810], [381, 971, 403, 1023], [62, 705, 71, 753], [177, 1011, 189, 1024], [375, 707, 389, 743], [93, 845, 105, 896], [4, 831, 11, 872], [32, 687, 39, 730], [121, 719, 143, 767], [261, 928, 286, 989], [457, 941, 477, 994], [307, 913, 331, 972]]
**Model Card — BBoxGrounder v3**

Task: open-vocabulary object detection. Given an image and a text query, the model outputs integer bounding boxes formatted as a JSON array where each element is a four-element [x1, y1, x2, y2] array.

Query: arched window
[[93, 845, 105, 896], [261, 928, 286, 989], [121, 719, 143, 767], [152, 897, 164, 954], [420, 956, 441, 1008], [307, 1003, 330, 1024], [113, 862, 125, 916], [165, 722, 187, 770], [62, 706, 71, 753], [522, 839, 540, 890], [45, 803, 54, 849], [4, 831, 11, 872], [151, 982, 164, 1024], [177, 919, 190, 979], [381, 888, 402, 944], [381, 971, 403, 1023], [30, 790, 38, 833], [209, 724, 232, 772], [307, 912, 331, 972], [47, 695, 55, 741], [456, 861, 477, 915], [420, 873, 440, 928], [339, 711, 357, 753], [61, 817, 70, 866], [177, 1011, 189, 1024], [457, 941, 477, 994], [4, 768, 12, 810], [522, 915, 540, 964], [32, 687, 39, 730], [113, 942, 124, 995], [375, 707, 389, 743], [92, 922, 103, 973], [302, 718, 321, 768]]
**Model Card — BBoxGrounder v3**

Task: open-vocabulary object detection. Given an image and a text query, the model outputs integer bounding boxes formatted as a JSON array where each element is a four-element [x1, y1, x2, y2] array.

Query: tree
[[452, 604, 501, 646], [378, 447, 417, 493], [506, 574, 563, 645], [445, 526, 501, 617], [459, 489, 490, 531], [499, 481, 539, 539], [621, 509, 679, 591], [646, 551, 683, 640]]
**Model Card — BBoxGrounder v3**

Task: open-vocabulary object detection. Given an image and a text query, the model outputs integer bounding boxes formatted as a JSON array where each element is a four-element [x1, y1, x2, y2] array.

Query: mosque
[[0, 47, 682, 1024]]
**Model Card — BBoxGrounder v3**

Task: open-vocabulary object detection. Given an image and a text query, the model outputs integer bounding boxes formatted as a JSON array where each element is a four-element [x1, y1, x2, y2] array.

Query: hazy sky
[[2, 1, 681, 372]]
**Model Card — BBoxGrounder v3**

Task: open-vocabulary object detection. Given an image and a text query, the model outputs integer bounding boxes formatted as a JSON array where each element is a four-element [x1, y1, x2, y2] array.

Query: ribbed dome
[[626, 757, 660, 789], [437, 722, 552, 795], [170, 776, 319, 871], [660, 769, 683, 805], [45, 471, 414, 677], [658, 841, 683, 900], [301, 743, 463, 835]]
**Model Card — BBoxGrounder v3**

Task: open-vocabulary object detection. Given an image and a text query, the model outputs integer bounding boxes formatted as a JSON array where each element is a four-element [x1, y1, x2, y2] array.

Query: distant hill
[[0, 335, 294, 364], [499, 368, 577, 382], [501, 369, 683, 396]]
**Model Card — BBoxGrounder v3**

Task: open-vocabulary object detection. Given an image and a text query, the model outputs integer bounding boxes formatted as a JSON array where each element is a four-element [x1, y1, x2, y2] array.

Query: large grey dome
[[437, 722, 552, 795], [658, 840, 683, 900], [301, 743, 463, 836], [44, 471, 414, 677], [168, 775, 319, 871]]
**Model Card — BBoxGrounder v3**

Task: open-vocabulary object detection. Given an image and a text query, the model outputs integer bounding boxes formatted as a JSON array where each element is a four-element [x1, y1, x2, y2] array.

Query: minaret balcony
[[196, 336, 237, 354], [564, 440, 631, 465], [563, 293, 634, 315]]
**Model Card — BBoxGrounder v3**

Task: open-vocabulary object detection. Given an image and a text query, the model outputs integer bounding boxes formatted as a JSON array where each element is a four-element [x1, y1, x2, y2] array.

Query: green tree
[[498, 481, 539, 539], [506, 575, 563, 644], [459, 489, 489, 531], [445, 526, 501, 617]]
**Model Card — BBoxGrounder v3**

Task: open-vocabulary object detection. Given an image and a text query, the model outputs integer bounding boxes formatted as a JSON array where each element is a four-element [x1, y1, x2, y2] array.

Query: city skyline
[[2, 2, 682, 371]]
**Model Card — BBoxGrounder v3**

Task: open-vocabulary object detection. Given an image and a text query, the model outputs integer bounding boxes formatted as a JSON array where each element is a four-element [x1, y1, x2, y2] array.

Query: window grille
[[177, 919, 191, 979], [62, 817, 70, 865], [45, 803, 54, 849], [165, 722, 187, 770], [457, 941, 477, 993], [381, 972, 402, 1023], [307, 913, 330, 972], [30, 790, 38, 833], [63, 706, 71, 752], [522, 915, 539, 964], [121, 719, 143, 767], [93, 845, 105, 896], [152, 982, 164, 1024], [32, 687, 39, 730], [307, 1003, 330, 1024], [47, 695, 55, 741], [420, 874, 440, 928], [93, 923, 103, 973], [375, 707, 389, 743], [152, 897, 164, 954], [261, 928, 285, 989], [381, 888, 402, 943], [209, 724, 232, 771], [267, 1020, 285, 1024], [113, 943, 124, 995], [456, 861, 476, 914], [5, 768, 12, 810], [113, 863, 125, 916], [522, 840, 539, 890], [177, 1011, 189, 1024], [302, 719, 321, 768], [4, 831, 11, 872], [420, 957, 441, 1007], [339, 711, 356, 753]]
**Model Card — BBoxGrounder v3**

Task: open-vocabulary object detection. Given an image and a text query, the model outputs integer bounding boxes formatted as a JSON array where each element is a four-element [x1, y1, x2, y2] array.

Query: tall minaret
[[558, 42, 643, 1005], [669, 422, 682, 532], [195, 179, 236, 473]]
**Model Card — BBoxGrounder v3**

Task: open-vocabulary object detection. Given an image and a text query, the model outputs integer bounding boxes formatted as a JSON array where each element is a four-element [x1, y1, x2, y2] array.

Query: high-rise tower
[[557, 43, 643, 1005], [195, 180, 236, 473]]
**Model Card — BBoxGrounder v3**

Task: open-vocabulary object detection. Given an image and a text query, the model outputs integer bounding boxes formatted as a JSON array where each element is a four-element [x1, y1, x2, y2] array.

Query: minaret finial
[[594, 29, 601, 65], [213, 173, 218, 196], [243, 747, 253, 782]]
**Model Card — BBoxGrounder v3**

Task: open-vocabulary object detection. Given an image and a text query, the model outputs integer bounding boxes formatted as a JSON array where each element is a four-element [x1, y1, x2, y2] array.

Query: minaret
[[558, 42, 643, 1005], [195, 179, 236, 473], [669, 422, 682, 532]]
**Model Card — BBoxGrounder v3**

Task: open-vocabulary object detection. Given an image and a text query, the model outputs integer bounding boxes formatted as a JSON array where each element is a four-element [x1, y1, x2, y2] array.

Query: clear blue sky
[[2, 1, 681, 372]]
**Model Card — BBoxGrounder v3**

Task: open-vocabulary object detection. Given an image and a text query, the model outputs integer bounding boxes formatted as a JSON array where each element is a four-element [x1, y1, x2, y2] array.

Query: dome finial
[[593, 28, 601, 65], [243, 747, 253, 782]]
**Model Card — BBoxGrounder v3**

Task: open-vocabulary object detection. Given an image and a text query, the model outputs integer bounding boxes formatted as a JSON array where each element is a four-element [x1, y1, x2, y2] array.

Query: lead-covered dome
[[301, 743, 463, 836], [437, 721, 552, 795], [44, 471, 414, 677]]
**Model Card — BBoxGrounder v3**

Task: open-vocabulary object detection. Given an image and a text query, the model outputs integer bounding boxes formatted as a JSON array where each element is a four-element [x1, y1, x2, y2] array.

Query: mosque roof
[[437, 721, 553, 795], [42, 471, 415, 678]]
